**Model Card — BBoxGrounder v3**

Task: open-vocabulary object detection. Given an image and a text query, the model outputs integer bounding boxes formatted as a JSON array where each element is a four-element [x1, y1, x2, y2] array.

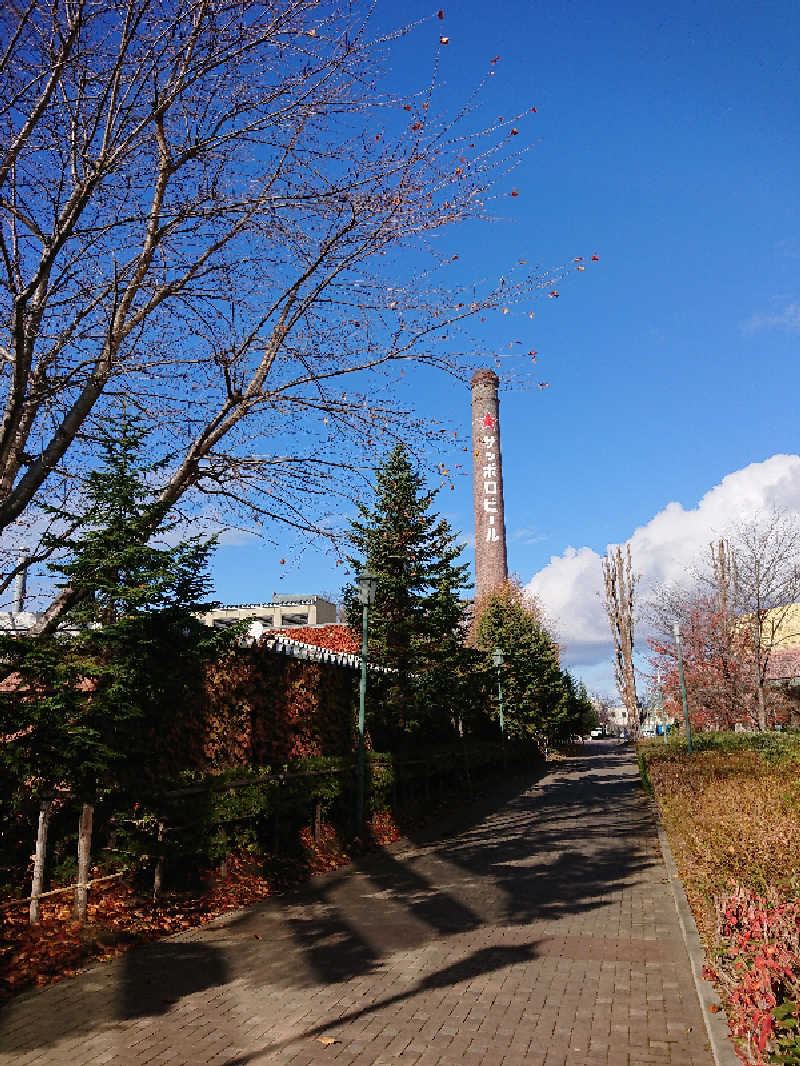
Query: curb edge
[[655, 821, 741, 1066]]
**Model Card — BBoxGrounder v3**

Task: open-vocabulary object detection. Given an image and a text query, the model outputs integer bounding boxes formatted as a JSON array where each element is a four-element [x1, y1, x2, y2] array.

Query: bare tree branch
[[0, 0, 574, 621], [645, 513, 800, 731], [602, 543, 638, 736]]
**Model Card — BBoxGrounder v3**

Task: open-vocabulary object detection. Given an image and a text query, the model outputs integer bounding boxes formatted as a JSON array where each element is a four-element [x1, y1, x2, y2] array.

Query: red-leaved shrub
[[705, 883, 800, 1064]]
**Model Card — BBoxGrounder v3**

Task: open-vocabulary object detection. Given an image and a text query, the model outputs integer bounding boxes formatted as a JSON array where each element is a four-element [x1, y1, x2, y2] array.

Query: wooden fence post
[[153, 821, 165, 901], [73, 802, 94, 923], [29, 796, 53, 925]]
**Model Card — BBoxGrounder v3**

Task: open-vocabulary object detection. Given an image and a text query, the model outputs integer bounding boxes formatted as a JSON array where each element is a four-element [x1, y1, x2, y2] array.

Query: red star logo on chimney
[[482, 413, 496, 429]]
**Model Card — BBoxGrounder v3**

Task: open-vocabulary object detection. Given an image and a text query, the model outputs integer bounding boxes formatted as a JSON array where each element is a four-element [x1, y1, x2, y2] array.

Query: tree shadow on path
[[220, 941, 542, 1066], [1, 745, 658, 1056]]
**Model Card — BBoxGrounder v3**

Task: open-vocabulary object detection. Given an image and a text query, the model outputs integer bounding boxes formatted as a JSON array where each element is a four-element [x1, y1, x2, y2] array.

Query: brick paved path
[[1, 744, 714, 1066]]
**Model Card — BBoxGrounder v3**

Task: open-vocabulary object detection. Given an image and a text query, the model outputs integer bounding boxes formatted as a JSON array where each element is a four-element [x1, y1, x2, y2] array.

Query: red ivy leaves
[[705, 883, 800, 1063]]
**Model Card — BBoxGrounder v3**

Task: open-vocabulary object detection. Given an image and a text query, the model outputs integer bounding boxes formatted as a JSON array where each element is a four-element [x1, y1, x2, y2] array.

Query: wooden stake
[[29, 797, 53, 925], [73, 802, 94, 923], [153, 821, 165, 901]]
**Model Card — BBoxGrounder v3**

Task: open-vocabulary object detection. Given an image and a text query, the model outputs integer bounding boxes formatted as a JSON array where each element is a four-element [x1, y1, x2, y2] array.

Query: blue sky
[[211, 0, 800, 695]]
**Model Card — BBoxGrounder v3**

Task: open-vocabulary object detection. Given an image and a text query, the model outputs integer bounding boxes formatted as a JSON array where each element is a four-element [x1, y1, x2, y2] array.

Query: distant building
[[607, 705, 629, 732], [735, 603, 800, 649], [0, 611, 41, 634], [766, 646, 800, 728], [200, 595, 337, 631], [761, 603, 800, 649]]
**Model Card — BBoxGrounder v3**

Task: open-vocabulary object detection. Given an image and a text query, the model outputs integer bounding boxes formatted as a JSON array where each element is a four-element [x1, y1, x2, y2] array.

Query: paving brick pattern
[[0, 745, 714, 1066]]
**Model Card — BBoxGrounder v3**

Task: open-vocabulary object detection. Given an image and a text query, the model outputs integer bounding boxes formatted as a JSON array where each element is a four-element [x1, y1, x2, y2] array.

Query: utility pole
[[673, 622, 693, 754]]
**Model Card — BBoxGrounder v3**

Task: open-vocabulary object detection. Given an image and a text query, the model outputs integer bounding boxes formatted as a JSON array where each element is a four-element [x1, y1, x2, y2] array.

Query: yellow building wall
[[757, 603, 800, 648]]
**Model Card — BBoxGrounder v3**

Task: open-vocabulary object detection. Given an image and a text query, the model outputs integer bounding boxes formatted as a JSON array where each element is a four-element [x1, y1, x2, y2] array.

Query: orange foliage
[[648, 598, 757, 731]]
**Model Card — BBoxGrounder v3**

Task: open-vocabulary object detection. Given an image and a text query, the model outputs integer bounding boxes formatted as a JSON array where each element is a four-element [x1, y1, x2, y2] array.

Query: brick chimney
[[471, 369, 508, 602]]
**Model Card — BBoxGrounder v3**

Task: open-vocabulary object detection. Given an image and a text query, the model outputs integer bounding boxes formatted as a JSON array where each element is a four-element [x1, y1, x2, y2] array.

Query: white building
[[0, 610, 41, 633], [607, 704, 630, 732], [200, 595, 337, 631]]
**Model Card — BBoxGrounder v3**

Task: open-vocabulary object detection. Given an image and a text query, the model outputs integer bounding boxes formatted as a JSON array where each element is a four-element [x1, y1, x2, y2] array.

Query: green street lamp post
[[673, 622, 693, 754], [492, 647, 506, 767], [356, 570, 378, 831], [656, 669, 668, 743]]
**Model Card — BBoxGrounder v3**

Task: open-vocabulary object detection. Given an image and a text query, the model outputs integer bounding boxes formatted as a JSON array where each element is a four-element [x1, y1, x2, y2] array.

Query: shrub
[[706, 883, 800, 1065], [643, 732, 800, 1064], [111, 741, 537, 889]]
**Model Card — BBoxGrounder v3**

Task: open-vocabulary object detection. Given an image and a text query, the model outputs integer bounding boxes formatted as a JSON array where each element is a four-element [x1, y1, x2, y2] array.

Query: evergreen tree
[[475, 580, 566, 743], [551, 673, 597, 743], [0, 410, 237, 802], [345, 445, 472, 745]]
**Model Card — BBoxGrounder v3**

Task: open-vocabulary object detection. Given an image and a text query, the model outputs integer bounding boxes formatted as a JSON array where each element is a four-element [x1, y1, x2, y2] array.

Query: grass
[[644, 735, 800, 902], [640, 731, 800, 1064]]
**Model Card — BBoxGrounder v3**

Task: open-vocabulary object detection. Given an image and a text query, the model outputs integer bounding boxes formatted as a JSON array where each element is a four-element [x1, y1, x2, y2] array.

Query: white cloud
[[509, 526, 547, 546], [215, 526, 261, 547], [526, 454, 800, 684], [741, 302, 800, 334], [529, 546, 609, 666]]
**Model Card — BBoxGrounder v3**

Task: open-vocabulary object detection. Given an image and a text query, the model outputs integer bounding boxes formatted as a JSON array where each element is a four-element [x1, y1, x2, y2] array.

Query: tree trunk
[[602, 543, 639, 736], [152, 821, 165, 902], [753, 616, 767, 731], [73, 802, 94, 923], [756, 683, 767, 731], [29, 797, 53, 925]]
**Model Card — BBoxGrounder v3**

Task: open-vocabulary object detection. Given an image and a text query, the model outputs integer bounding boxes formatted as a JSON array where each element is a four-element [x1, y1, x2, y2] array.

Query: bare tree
[[703, 537, 752, 727], [602, 543, 638, 736], [646, 518, 800, 731], [731, 513, 800, 729], [710, 538, 737, 620], [590, 691, 614, 731], [0, 0, 569, 619], [647, 591, 756, 731]]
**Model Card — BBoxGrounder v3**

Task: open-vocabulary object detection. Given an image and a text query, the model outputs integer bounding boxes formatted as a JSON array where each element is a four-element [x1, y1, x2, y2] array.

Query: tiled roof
[[766, 647, 800, 681], [263, 624, 359, 655]]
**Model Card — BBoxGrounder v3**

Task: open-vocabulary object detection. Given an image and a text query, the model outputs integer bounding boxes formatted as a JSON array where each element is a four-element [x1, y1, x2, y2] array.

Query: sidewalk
[[0, 745, 715, 1066]]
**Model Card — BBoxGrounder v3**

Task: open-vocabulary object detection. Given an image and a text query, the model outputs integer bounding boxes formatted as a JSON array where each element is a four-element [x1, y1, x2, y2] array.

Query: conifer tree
[[345, 445, 472, 745], [551, 673, 597, 743], [475, 581, 566, 743], [25, 412, 232, 785], [0, 410, 238, 917]]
